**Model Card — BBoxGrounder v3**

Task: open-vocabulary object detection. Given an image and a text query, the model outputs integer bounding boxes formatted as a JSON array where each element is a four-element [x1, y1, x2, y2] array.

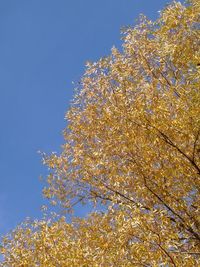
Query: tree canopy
[[1, 0, 200, 266]]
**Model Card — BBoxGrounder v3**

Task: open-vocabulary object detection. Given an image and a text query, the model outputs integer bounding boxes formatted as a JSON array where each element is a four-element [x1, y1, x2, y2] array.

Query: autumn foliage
[[1, 0, 200, 266]]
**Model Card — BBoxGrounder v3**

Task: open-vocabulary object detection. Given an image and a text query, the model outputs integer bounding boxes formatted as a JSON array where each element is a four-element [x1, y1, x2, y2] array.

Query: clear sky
[[0, 0, 180, 236]]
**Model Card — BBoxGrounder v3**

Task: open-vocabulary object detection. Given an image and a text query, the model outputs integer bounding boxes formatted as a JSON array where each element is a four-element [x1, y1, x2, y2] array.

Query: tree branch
[[147, 121, 200, 175]]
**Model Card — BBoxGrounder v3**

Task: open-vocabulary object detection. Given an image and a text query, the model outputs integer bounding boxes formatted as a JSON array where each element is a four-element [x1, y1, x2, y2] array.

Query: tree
[[1, 0, 200, 266]]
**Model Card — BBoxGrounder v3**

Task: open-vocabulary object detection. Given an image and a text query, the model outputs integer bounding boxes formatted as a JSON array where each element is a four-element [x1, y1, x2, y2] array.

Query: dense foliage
[[1, 0, 200, 266]]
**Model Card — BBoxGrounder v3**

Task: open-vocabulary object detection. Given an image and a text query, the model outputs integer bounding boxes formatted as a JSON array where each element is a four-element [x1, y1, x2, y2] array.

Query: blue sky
[[0, 0, 178, 236]]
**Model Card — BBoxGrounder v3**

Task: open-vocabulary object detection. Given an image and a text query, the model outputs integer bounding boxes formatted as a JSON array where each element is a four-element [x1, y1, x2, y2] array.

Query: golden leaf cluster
[[1, 0, 200, 266]]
